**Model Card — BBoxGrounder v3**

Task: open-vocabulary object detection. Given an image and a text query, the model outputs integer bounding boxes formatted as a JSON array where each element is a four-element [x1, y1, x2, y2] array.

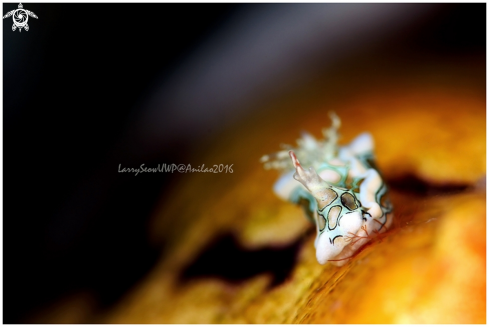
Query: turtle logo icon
[[3, 3, 38, 32]]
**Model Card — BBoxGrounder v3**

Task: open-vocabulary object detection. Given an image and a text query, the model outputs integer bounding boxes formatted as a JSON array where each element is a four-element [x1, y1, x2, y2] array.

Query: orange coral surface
[[33, 57, 485, 324], [100, 65, 485, 323]]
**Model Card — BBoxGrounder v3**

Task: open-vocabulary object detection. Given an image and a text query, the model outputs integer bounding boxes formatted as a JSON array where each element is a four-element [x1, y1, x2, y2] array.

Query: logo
[[3, 3, 38, 32]]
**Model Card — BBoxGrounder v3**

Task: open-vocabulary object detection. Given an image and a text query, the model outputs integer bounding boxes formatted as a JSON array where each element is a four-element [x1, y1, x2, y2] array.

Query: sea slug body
[[261, 113, 393, 266]]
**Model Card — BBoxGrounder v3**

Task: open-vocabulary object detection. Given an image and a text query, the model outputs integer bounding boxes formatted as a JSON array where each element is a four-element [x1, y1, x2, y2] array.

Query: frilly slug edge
[[261, 112, 393, 266]]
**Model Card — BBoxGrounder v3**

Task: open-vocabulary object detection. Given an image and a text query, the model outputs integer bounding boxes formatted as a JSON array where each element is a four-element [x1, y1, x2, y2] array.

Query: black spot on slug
[[341, 192, 358, 211]]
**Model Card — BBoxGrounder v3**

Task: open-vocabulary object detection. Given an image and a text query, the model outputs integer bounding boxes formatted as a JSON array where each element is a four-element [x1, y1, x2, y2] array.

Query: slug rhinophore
[[261, 113, 393, 266]]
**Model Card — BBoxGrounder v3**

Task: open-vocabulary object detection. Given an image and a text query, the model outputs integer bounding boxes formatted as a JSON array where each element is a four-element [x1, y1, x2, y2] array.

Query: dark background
[[3, 3, 485, 323]]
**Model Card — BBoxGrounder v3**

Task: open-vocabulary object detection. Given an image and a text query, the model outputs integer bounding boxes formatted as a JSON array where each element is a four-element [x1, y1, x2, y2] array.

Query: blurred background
[[3, 3, 485, 323]]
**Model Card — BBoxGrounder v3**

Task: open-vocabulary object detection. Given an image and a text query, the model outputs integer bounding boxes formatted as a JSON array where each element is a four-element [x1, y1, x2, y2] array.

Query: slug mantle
[[261, 113, 393, 266]]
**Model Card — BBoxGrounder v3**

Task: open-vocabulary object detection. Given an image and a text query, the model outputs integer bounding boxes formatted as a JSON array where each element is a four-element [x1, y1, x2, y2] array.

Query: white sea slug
[[261, 113, 393, 266]]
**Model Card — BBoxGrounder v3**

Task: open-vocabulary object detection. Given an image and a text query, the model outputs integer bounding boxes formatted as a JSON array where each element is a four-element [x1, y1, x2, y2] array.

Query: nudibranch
[[261, 113, 393, 266]]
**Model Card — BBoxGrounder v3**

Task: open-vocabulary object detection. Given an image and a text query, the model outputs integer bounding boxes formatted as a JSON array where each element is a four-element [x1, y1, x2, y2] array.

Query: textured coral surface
[[99, 63, 485, 324], [33, 57, 485, 324]]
